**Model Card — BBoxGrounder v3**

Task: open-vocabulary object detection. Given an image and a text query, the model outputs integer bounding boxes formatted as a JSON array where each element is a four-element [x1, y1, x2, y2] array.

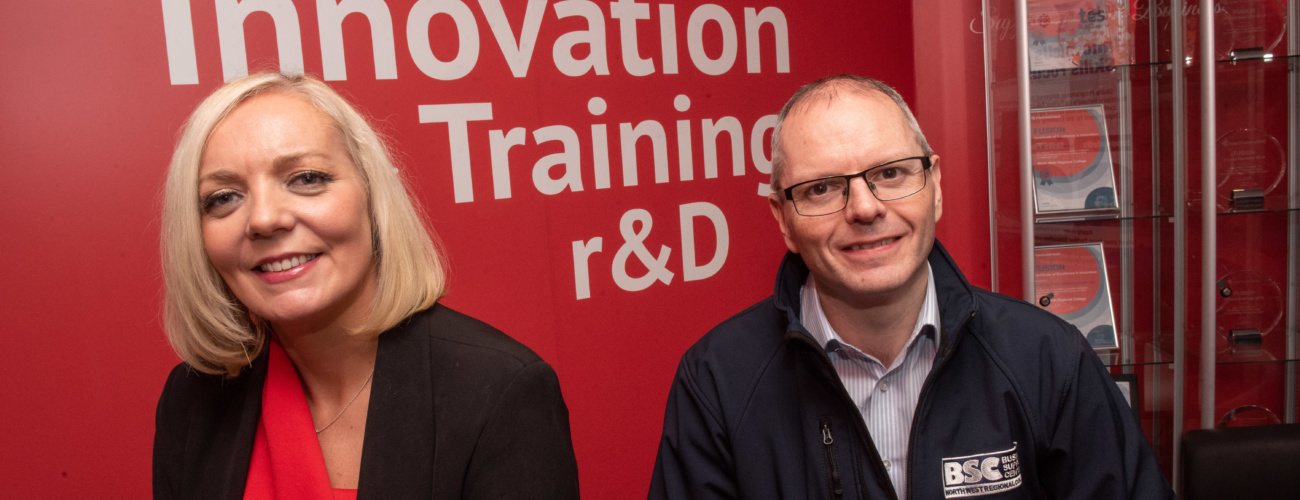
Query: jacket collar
[[772, 239, 978, 353]]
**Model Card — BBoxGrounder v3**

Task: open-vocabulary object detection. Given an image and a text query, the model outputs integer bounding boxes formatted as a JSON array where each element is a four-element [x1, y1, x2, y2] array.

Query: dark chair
[[1181, 423, 1300, 500]]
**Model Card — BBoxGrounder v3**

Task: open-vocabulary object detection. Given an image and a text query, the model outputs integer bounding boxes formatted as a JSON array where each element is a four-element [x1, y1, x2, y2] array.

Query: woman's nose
[[244, 188, 294, 239]]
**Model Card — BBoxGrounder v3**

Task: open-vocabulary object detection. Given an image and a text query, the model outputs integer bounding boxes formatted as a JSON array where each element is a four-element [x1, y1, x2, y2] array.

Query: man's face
[[768, 90, 942, 308]]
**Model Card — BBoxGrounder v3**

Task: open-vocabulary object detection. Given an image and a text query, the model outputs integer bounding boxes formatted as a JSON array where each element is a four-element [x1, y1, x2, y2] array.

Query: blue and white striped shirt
[[800, 266, 940, 499]]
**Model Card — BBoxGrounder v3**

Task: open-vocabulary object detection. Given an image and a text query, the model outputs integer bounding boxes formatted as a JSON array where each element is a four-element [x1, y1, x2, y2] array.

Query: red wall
[[0, 1, 988, 497], [912, 0, 993, 288]]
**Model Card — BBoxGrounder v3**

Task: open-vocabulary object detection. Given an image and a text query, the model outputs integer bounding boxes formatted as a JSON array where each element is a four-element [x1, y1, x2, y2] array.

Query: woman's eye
[[289, 171, 333, 190], [201, 190, 241, 216]]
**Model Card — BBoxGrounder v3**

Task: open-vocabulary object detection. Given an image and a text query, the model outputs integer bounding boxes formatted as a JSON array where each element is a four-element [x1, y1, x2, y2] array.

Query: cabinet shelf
[[1215, 53, 1300, 65], [1019, 54, 1300, 83], [1213, 206, 1300, 218], [1216, 358, 1300, 366], [1107, 360, 1176, 369], [1027, 60, 1175, 77], [1035, 213, 1173, 225]]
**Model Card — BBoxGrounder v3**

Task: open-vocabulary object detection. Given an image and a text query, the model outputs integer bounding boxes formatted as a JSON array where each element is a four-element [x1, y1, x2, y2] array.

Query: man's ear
[[929, 154, 943, 222], [769, 193, 799, 253]]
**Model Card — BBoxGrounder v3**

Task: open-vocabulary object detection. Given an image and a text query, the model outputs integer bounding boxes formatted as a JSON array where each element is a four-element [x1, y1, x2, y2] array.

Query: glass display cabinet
[[980, 0, 1298, 489]]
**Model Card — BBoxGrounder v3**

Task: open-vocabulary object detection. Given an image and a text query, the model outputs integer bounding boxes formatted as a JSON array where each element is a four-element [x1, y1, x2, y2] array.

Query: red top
[[243, 341, 359, 500]]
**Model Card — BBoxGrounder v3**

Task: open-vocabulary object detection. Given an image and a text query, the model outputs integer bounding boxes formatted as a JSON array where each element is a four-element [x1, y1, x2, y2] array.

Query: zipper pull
[[820, 420, 843, 497]]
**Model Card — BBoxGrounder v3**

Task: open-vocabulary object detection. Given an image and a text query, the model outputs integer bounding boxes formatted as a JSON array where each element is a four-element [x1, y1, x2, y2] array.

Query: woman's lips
[[256, 253, 319, 272], [252, 253, 321, 284]]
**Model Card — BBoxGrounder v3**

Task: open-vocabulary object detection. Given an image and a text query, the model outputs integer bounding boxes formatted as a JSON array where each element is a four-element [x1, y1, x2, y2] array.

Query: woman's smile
[[252, 253, 323, 284]]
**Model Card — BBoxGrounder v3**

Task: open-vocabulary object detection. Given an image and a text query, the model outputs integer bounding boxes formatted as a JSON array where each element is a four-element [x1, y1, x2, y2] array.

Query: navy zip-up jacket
[[650, 241, 1173, 499]]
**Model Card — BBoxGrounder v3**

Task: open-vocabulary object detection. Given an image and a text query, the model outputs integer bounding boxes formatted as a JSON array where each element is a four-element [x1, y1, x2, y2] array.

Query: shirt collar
[[800, 265, 941, 362]]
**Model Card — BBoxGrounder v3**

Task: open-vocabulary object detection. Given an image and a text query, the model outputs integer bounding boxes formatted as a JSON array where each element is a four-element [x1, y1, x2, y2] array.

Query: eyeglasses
[[782, 156, 932, 216]]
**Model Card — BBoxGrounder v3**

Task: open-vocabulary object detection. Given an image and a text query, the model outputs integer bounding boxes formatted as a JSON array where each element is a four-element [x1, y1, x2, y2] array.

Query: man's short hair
[[769, 74, 933, 191], [160, 72, 447, 377]]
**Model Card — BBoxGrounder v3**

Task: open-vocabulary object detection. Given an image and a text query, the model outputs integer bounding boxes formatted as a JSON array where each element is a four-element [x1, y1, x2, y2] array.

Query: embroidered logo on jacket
[[940, 444, 1022, 498]]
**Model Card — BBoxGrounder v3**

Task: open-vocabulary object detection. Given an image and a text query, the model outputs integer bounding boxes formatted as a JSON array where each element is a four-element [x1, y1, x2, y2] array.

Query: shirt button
[[883, 460, 892, 471], [879, 381, 889, 392]]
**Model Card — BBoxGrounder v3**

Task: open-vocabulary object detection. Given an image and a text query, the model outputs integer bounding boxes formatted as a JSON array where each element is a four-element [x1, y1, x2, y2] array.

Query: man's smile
[[843, 237, 899, 252]]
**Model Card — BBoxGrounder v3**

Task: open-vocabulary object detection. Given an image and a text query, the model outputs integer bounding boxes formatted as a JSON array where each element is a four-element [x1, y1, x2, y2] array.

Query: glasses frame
[[781, 156, 933, 216]]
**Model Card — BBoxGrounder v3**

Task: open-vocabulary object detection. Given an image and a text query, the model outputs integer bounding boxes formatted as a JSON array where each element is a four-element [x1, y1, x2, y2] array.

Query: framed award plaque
[[1030, 105, 1120, 214], [1034, 243, 1118, 349]]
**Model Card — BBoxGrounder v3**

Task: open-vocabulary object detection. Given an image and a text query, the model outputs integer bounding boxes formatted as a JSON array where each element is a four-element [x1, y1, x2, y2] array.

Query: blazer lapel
[[358, 312, 436, 498], [184, 352, 266, 500]]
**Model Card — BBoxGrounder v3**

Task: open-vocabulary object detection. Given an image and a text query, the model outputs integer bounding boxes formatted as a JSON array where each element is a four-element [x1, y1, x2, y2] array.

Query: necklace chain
[[314, 368, 375, 434]]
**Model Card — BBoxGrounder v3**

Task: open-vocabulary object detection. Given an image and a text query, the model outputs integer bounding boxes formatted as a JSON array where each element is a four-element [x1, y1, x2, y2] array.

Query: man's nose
[[842, 176, 886, 223], [245, 188, 294, 239]]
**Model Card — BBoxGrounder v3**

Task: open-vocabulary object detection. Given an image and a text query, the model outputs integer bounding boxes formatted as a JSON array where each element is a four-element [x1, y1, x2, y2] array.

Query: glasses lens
[[791, 177, 849, 216], [867, 158, 926, 201]]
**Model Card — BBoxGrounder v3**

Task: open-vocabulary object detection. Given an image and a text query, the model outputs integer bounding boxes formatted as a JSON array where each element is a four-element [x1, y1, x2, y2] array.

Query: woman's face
[[198, 92, 377, 334]]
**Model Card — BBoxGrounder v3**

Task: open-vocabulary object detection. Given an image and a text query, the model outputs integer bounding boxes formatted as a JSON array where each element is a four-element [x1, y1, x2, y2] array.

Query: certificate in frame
[[1030, 105, 1120, 214], [1027, 0, 1135, 70], [1034, 242, 1118, 349]]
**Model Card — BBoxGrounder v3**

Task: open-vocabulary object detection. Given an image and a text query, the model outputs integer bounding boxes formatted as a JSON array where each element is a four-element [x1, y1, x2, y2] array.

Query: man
[[649, 75, 1172, 499]]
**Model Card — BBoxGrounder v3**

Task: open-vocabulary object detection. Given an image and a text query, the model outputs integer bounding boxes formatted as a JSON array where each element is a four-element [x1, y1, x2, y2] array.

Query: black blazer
[[153, 304, 580, 499]]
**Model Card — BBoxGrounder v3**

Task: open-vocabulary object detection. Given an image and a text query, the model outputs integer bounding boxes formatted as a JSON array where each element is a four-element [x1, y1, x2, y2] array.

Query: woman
[[153, 73, 579, 499]]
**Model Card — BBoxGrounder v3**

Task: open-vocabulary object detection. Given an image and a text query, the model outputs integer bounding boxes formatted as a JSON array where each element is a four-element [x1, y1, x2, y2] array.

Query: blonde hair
[[161, 73, 446, 376]]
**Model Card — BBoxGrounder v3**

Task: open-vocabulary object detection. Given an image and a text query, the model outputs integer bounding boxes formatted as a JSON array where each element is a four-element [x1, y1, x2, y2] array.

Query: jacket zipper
[[790, 334, 896, 499], [820, 419, 845, 498]]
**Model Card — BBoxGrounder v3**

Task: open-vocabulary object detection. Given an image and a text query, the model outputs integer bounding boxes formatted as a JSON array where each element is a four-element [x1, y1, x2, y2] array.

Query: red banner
[[0, 1, 917, 496]]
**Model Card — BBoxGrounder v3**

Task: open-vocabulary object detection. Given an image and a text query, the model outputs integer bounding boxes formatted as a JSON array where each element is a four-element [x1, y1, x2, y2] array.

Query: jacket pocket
[[820, 418, 844, 499]]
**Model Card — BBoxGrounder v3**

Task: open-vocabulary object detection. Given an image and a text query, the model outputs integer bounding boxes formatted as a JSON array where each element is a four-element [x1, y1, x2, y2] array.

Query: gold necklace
[[314, 368, 375, 434]]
